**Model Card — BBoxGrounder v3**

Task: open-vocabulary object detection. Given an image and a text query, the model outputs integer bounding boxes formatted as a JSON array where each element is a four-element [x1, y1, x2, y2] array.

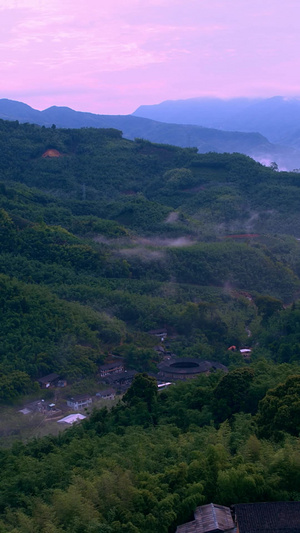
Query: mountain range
[[1, 97, 300, 170], [133, 96, 300, 144]]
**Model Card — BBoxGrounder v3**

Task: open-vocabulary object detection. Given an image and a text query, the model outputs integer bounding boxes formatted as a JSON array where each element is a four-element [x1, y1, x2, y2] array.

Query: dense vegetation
[[1, 366, 300, 532], [0, 119, 300, 393], [1, 119, 300, 531]]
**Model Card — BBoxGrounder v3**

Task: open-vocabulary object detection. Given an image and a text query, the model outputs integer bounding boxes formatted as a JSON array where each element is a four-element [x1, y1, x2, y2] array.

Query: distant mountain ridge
[[133, 96, 300, 144], [0, 98, 300, 170]]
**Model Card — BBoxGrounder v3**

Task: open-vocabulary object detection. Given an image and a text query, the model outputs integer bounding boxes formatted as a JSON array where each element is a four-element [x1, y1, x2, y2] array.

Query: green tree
[[256, 375, 300, 438], [213, 368, 255, 421], [123, 373, 158, 412], [255, 295, 283, 323]]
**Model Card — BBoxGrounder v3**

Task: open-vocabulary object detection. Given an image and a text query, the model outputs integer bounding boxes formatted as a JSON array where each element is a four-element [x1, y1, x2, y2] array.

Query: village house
[[67, 394, 92, 411], [98, 362, 124, 378], [148, 328, 168, 341], [103, 370, 137, 391], [37, 373, 60, 389], [95, 388, 116, 400]]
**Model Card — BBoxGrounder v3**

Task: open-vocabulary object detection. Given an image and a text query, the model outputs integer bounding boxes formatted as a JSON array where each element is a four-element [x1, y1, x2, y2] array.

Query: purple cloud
[[0, 0, 299, 114]]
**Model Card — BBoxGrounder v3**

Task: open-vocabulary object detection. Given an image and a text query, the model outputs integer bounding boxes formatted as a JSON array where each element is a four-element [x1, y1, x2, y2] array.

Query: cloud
[[0, 0, 45, 10], [0, 0, 300, 114]]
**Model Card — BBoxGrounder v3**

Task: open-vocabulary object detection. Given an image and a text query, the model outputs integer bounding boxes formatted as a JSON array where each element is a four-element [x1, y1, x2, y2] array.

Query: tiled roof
[[107, 370, 137, 382], [176, 503, 235, 533], [37, 373, 59, 384], [99, 362, 123, 371], [176, 520, 199, 532], [235, 502, 300, 532], [68, 394, 92, 401], [97, 388, 116, 397]]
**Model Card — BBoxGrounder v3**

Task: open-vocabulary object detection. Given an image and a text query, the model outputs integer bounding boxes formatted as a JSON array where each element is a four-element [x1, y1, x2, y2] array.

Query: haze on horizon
[[1, 0, 300, 115]]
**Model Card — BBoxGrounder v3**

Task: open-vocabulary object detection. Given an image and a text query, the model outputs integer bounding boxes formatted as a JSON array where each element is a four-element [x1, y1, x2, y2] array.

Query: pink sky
[[1, 0, 300, 114]]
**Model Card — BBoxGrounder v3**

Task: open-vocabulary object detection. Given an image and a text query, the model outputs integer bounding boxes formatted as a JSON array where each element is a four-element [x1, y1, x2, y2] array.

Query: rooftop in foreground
[[176, 503, 235, 533], [234, 501, 300, 533]]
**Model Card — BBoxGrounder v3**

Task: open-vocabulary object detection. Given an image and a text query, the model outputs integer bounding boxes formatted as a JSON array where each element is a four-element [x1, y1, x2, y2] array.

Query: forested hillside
[[2, 365, 300, 532], [0, 118, 300, 397], [1, 119, 300, 532]]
